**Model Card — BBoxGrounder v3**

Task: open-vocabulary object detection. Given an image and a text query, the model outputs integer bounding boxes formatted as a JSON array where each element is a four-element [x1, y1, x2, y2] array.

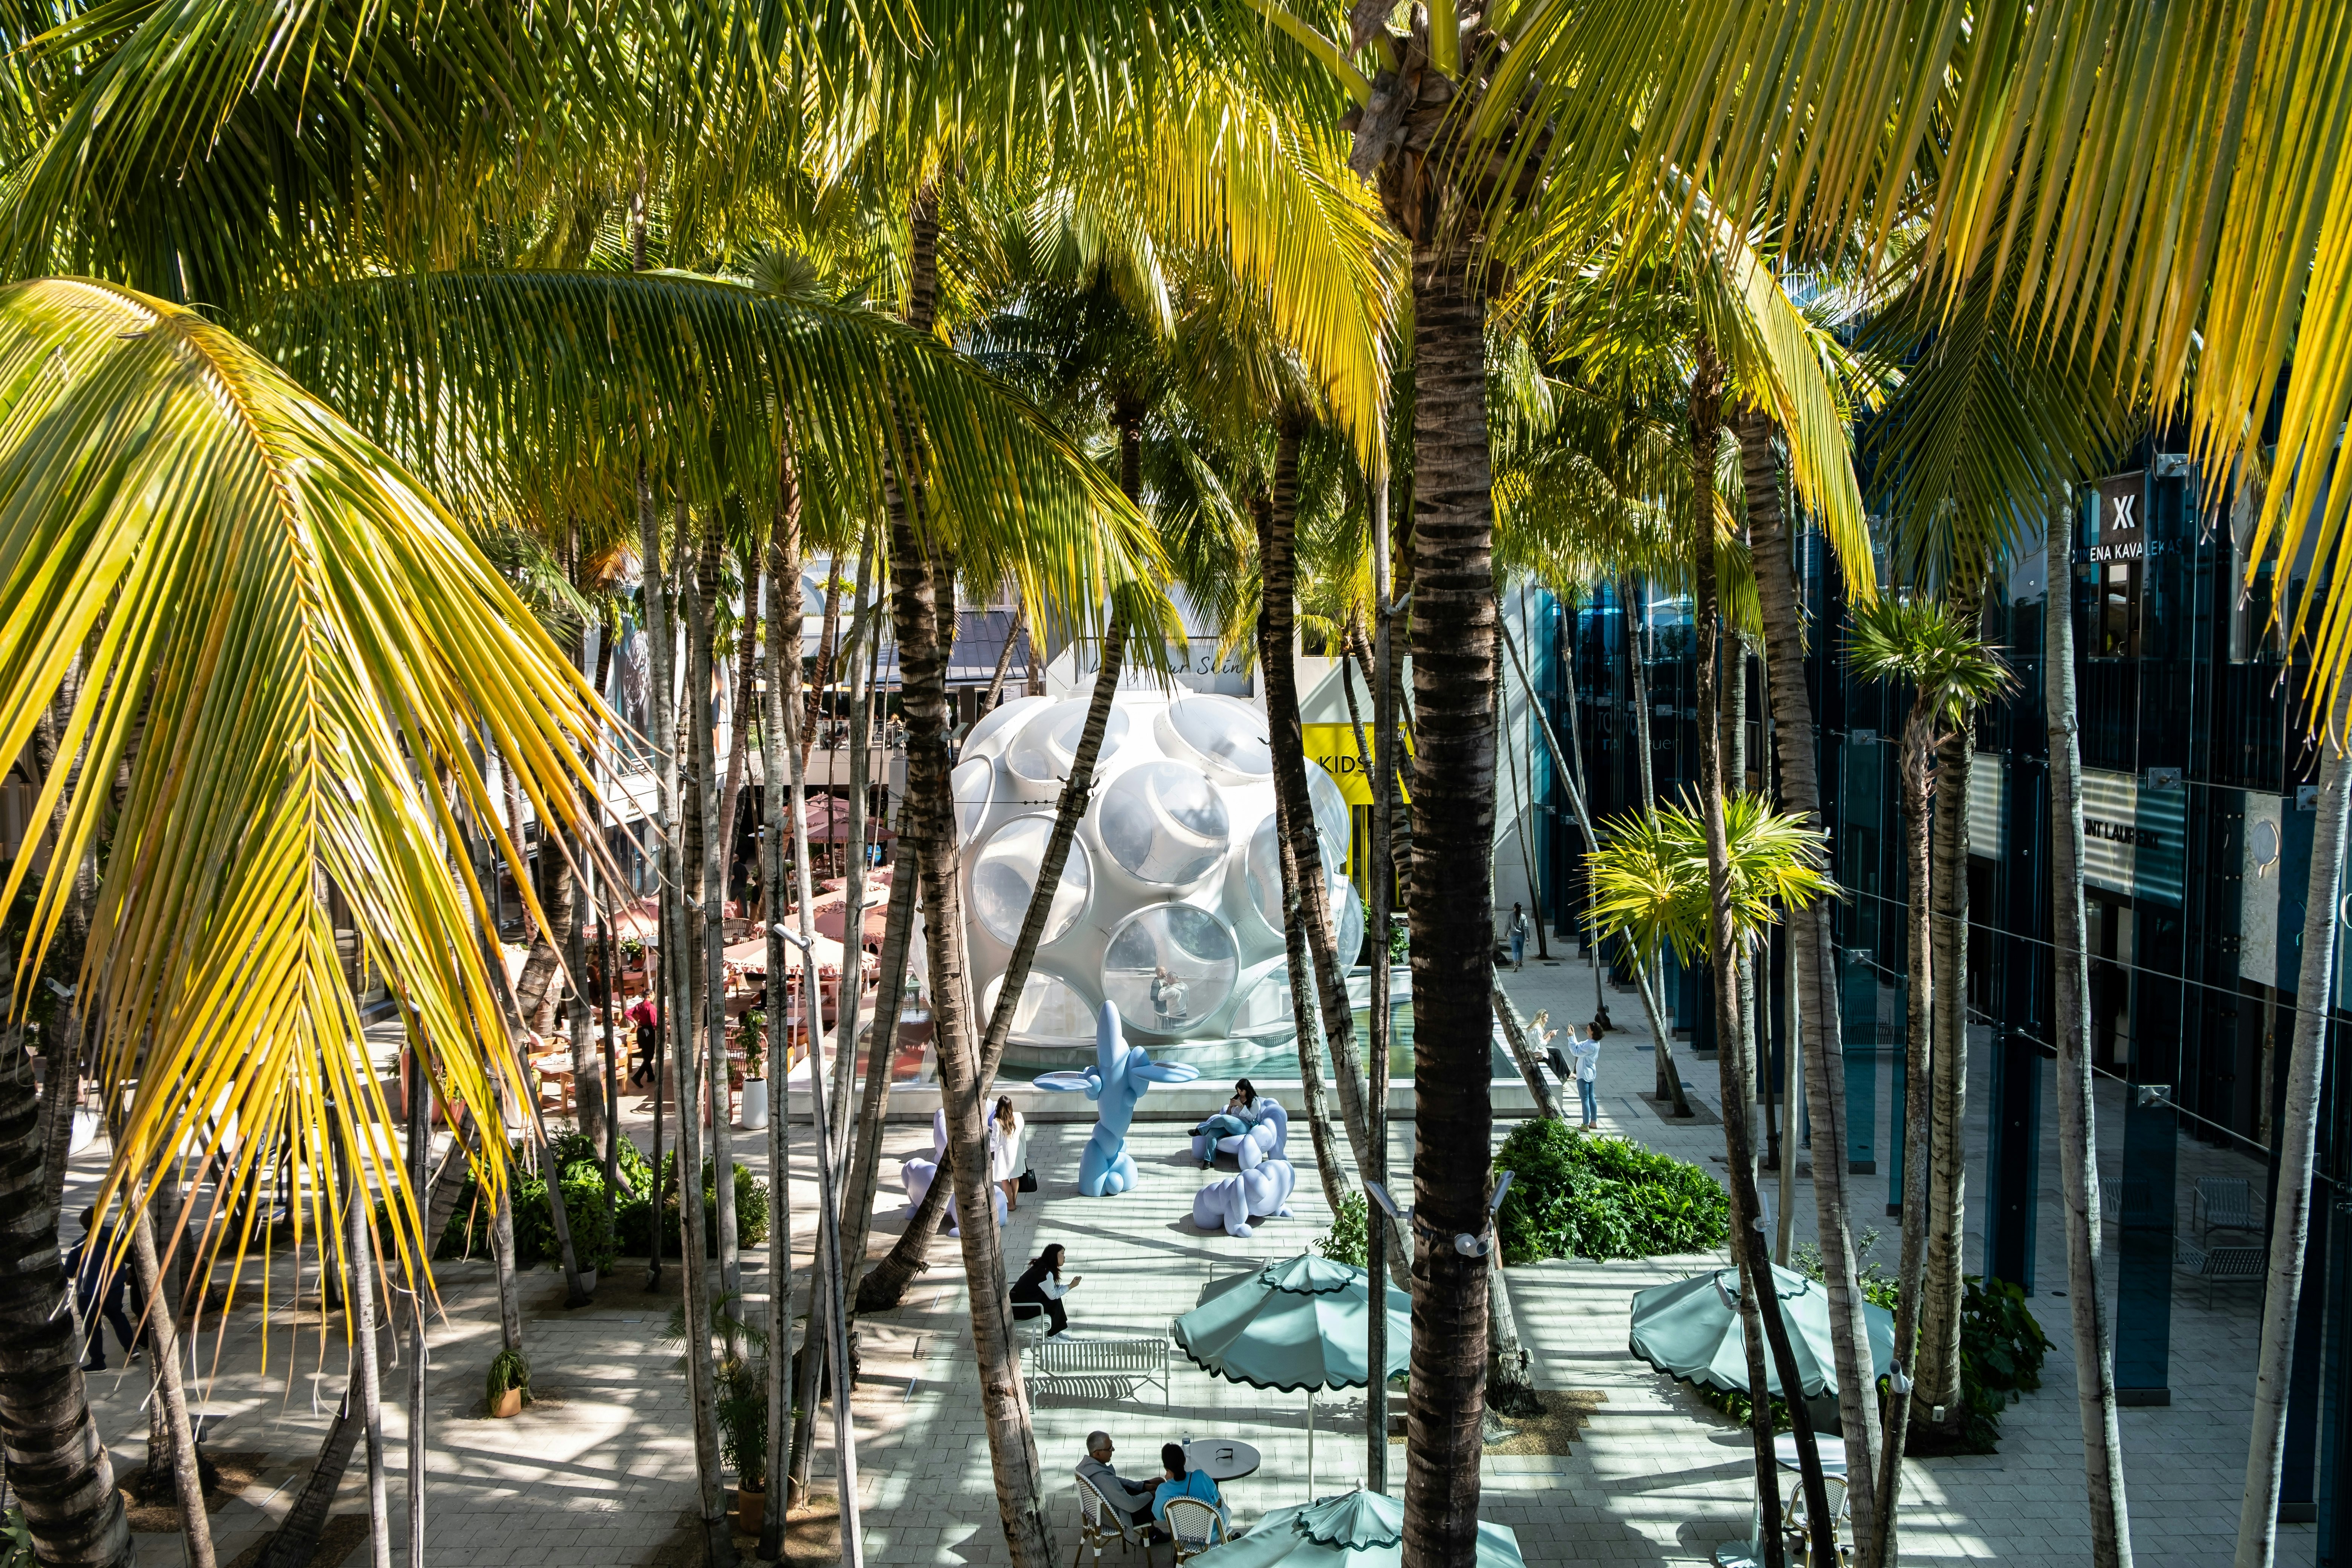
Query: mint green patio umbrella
[[1186, 1487, 1524, 1568], [1171, 1254, 1410, 1496], [1628, 1263, 1894, 1397]]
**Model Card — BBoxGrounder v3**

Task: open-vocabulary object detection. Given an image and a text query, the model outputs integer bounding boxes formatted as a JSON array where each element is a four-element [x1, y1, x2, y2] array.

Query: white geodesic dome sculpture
[[951, 691, 1362, 1064]]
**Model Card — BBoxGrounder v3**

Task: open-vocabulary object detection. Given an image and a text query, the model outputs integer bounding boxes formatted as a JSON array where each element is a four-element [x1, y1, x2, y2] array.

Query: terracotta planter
[[490, 1386, 522, 1418], [735, 1484, 766, 1535]]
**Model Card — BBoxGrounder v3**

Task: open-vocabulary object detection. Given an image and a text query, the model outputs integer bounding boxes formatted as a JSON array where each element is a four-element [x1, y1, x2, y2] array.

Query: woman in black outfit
[[1010, 1243, 1081, 1336]]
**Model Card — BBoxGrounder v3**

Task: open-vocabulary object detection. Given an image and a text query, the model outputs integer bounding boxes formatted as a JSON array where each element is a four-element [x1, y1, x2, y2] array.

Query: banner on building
[[2089, 472, 2147, 563], [2080, 768, 2185, 905]]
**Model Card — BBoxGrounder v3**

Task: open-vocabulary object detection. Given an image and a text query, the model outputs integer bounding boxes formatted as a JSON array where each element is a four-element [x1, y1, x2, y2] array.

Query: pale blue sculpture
[[1036, 1002, 1199, 1195], [1190, 1127, 1298, 1238]]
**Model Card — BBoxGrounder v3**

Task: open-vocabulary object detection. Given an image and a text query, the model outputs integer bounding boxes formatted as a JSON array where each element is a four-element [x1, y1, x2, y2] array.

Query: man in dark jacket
[[73, 1207, 140, 1372]]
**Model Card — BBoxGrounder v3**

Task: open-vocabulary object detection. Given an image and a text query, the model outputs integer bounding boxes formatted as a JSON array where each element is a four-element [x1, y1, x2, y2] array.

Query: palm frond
[[1585, 791, 1836, 967], [253, 268, 1171, 647]]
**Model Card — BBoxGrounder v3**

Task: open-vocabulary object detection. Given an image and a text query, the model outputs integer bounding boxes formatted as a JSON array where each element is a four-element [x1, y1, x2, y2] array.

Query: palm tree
[[1844, 593, 2009, 1551], [2043, 496, 2135, 1568], [1586, 790, 1838, 1567]]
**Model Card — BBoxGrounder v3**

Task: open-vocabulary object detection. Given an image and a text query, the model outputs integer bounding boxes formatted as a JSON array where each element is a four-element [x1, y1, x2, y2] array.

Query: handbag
[[1018, 1167, 1039, 1193]]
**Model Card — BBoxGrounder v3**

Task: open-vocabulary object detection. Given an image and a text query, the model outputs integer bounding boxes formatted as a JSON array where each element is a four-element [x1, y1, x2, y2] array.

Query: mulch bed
[[1388, 1391, 1608, 1454], [123, 1449, 268, 1531]]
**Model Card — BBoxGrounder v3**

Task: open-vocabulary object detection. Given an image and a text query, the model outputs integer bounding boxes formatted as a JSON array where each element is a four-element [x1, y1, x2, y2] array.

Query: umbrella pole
[[1306, 1390, 1314, 1499]]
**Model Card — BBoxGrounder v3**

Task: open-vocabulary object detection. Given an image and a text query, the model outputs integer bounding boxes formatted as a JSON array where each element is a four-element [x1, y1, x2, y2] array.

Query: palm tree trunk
[[129, 1194, 215, 1568], [490, 1172, 524, 1352], [333, 1131, 392, 1568], [805, 563, 844, 776], [2236, 704, 2350, 1566], [0, 1044, 133, 1568], [789, 542, 877, 1504], [404, 1049, 430, 1568], [1279, 775, 1352, 1217], [2044, 499, 2134, 1568], [844, 838, 922, 1315], [1622, 576, 1696, 1116], [1738, 410, 1886, 1553], [1262, 418, 1378, 1175], [1913, 608, 1976, 1447], [888, 446, 1057, 1568], [858, 387, 1138, 1311], [691, 534, 746, 1329], [637, 461, 678, 1295], [1876, 698, 1935, 1547], [773, 517, 867, 1557], [983, 598, 1026, 714], [719, 557, 760, 871], [758, 456, 800, 1558], [1366, 483, 1397, 1497], [258, 1380, 360, 1568], [1398, 237, 1499, 1568], [1256, 490, 1352, 1217], [1491, 983, 1564, 1121], [642, 477, 734, 1566], [1694, 357, 1838, 1568]]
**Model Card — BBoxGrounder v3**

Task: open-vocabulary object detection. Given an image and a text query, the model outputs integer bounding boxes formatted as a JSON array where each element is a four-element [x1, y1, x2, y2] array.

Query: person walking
[[1567, 1027, 1601, 1129], [73, 1208, 139, 1372], [1507, 902, 1532, 971], [627, 994, 660, 1087], [988, 1095, 1027, 1212], [1011, 1243, 1080, 1336]]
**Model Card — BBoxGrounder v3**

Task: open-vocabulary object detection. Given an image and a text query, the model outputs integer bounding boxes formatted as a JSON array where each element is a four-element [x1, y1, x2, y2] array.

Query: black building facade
[[1535, 438, 2352, 1558]]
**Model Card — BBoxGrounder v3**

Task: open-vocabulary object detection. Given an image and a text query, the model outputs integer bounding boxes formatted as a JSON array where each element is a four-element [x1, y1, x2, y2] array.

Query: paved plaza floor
[[61, 954, 2309, 1566]]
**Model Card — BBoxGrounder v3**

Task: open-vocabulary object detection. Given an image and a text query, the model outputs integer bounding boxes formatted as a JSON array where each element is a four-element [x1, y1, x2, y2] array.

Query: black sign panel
[[2090, 471, 2146, 563]]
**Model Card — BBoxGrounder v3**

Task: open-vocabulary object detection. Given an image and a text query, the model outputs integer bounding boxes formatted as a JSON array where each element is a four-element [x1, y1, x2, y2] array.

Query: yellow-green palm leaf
[[1585, 791, 1836, 968], [0, 277, 605, 1292]]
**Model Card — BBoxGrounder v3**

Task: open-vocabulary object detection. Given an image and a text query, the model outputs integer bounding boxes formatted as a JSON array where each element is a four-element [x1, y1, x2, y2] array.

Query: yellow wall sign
[[1302, 724, 1377, 806]]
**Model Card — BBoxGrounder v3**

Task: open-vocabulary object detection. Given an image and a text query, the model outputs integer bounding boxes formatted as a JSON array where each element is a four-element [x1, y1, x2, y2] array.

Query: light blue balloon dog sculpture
[[1035, 1002, 1200, 1195]]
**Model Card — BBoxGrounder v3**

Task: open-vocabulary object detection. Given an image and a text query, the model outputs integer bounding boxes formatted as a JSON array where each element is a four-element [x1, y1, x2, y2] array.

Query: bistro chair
[[1074, 1476, 1152, 1568], [1785, 1474, 1850, 1564], [1162, 1498, 1228, 1567]]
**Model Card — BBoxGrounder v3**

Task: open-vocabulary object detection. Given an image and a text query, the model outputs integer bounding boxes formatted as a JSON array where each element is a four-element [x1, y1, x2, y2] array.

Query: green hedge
[[1492, 1118, 1729, 1263], [433, 1132, 768, 1268]]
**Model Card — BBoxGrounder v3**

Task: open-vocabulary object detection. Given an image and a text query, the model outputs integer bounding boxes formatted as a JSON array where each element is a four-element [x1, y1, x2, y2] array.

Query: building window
[[2084, 472, 2145, 660], [2098, 560, 2141, 658]]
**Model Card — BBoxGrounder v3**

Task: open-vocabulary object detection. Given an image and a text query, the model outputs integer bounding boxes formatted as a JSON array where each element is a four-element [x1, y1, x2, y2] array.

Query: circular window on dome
[[1157, 694, 1273, 782], [1228, 963, 1296, 1038], [1096, 761, 1230, 887], [1100, 904, 1239, 1033], [980, 969, 1096, 1045], [962, 693, 1050, 763], [969, 815, 1093, 946], [952, 758, 996, 844], [1005, 697, 1130, 786], [1244, 813, 1348, 933]]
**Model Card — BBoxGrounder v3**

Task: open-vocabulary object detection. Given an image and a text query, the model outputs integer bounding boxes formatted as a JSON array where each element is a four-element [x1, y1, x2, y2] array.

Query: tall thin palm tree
[[2043, 496, 2134, 1568], [1845, 593, 2009, 1554]]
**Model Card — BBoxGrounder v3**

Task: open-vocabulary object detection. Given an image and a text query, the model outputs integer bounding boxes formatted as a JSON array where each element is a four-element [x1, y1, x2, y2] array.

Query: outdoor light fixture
[[769, 922, 811, 953], [1364, 1181, 1406, 1222], [1489, 1170, 1514, 1214], [1453, 1233, 1487, 1257], [1889, 1361, 1914, 1396]]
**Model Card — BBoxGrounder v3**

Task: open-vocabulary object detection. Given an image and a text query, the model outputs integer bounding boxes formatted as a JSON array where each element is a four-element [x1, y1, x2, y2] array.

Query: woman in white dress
[[988, 1095, 1027, 1211]]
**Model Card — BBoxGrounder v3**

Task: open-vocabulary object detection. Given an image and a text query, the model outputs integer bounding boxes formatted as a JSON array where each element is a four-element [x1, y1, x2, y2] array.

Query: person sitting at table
[[1076, 1432, 1161, 1533], [1010, 1243, 1080, 1337], [1150, 1442, 1221, 1523]]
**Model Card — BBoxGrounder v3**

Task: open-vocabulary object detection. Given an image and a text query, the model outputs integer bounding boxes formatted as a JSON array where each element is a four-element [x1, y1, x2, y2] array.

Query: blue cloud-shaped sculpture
[[1035, 1002, 1200, 1195]]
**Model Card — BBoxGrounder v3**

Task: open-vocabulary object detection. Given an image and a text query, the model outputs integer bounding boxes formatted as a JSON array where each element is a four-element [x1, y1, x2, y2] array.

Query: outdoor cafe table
[[1182, 1438, 1262, 1483], [1773, 1434, 1847, 1477]]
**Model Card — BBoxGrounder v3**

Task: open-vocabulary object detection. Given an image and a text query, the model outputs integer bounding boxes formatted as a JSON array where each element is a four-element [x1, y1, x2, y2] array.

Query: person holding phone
[[1011, 1243, 1080, 1336]]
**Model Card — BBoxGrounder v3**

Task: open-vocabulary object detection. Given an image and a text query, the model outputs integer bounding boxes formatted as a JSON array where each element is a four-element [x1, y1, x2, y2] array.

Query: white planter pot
[[740, 1077, 769, 1129]]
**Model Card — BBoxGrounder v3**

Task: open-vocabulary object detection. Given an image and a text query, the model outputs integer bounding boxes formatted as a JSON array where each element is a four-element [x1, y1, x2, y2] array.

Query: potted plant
[[715, 1353, 768, 1534], [739, 1010, 768, 1130], [486, 1348, 530, 1418]]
